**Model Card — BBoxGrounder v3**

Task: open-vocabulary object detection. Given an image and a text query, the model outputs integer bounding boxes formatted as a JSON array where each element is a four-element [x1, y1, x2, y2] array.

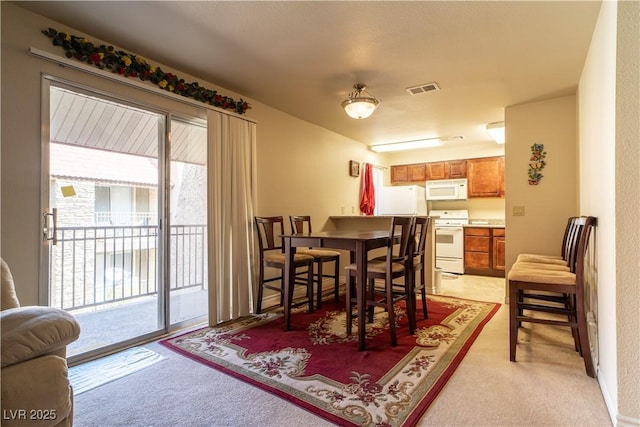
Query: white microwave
[[425, 178, 468, 201]]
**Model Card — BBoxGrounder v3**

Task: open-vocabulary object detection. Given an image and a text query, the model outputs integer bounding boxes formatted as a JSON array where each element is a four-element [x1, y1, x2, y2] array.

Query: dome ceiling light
[[341, 84, 380, 119]]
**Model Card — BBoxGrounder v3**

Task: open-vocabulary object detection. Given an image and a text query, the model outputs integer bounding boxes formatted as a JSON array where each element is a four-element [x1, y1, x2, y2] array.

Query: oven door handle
[[435, 227, 463, 234]]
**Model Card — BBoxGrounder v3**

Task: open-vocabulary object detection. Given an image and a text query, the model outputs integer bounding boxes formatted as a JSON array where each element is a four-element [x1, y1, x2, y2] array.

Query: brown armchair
[[1, 258, 81, 426]]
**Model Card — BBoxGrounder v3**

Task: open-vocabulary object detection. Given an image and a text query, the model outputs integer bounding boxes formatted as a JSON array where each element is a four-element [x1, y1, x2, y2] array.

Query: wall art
[[528, 143, 546, 185]]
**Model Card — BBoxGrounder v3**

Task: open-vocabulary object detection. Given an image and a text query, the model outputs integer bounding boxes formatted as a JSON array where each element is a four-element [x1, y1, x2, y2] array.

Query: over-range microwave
[[425, 178, 468, 201]]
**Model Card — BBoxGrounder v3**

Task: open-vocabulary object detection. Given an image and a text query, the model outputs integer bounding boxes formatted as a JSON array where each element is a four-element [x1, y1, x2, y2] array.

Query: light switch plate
[[513, 206, 525, 216]]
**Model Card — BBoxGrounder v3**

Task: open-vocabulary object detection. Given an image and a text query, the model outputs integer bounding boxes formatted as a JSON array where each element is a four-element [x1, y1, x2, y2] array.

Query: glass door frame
[[39, 75, 172, 365]]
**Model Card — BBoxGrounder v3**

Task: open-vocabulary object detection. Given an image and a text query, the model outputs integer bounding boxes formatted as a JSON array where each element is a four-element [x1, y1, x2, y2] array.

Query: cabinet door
[[464, 235, 490, 252], [468, 156, 504, 197], [464, 227, 491, 270], [465, 252, 491, 269], [390, 165, 409, 183], [493, 236, 506, 271], [407, 163, 427, 182], [426, 162, 448, 180], [447, 160, 467, 178]]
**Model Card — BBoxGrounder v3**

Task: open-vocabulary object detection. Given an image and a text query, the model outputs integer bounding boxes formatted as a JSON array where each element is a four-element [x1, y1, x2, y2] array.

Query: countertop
[[465, 219, 505, 228]]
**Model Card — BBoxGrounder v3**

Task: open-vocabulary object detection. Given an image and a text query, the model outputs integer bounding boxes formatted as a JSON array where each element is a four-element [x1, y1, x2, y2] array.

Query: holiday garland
[[42, 28, 250, 115]]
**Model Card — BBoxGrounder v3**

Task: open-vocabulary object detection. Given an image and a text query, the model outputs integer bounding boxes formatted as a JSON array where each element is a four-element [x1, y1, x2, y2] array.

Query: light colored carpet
[[69, 346, 165, 395], [72, 276, 612, 427]]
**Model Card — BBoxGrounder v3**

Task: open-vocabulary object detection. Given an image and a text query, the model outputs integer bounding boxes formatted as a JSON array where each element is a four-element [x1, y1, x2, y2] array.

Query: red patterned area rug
[[160, 295, 499, 427]]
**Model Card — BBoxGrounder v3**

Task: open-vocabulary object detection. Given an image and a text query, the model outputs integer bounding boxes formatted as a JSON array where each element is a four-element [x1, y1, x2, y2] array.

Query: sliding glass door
[[42, 80, 207, 361], [168, 117, 208, 326]]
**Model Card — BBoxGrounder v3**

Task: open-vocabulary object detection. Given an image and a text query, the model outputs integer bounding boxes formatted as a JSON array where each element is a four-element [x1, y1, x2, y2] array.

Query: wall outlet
[[513, 206, 525, 216], [351, 206, 356, 214], [341, 206, 345, 215]]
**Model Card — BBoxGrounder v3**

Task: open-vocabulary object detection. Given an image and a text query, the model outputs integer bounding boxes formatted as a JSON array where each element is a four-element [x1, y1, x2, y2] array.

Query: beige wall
[[250, 103, 379, 229], [0, 3, 376, 304], [579, 0, 640, 422], [504, 96, 578, 269], [614, 2, 640, 420]]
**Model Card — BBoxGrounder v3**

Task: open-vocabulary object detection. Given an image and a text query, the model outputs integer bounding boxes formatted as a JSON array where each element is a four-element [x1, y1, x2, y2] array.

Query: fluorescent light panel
[[370, 138, 442, 152], [486, 122, 505, 144]]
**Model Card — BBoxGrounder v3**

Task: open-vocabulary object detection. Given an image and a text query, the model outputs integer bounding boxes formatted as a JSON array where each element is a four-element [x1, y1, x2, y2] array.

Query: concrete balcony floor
[[68, 287, 208, 357]]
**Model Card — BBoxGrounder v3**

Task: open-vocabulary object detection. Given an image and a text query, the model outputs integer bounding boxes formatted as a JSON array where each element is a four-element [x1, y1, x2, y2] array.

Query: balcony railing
[[51, 224, 207, 311]]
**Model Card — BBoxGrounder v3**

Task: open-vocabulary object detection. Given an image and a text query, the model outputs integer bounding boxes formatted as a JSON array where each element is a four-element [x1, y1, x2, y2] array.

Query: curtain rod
[[363, 162, 387, 170], [29, 47, 257, 124]]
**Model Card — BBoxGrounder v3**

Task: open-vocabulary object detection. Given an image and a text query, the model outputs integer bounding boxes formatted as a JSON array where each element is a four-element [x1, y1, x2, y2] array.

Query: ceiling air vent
[[406, 82, 440, 95], [440, 136, 464, 143]]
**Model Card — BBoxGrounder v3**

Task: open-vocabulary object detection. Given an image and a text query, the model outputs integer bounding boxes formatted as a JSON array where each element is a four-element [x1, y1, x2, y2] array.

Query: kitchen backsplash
[[428, 197, 505, 221]]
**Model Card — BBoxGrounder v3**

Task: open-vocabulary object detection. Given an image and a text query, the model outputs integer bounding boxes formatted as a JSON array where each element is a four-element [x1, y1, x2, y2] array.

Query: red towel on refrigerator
[[359, 163, 375, 216]]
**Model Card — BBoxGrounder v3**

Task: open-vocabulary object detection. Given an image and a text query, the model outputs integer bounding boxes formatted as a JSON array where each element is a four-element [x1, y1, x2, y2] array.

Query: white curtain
[[207, 110, 257, 325]]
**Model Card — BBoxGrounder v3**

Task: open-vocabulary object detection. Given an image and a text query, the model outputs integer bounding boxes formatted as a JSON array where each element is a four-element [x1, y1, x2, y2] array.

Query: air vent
[[406, 82, 440, 95], [440, 135, 464, 143]]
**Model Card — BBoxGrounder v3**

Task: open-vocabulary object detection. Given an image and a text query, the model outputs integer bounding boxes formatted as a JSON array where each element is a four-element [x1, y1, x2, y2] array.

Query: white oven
[[430, 210, 469, 274]]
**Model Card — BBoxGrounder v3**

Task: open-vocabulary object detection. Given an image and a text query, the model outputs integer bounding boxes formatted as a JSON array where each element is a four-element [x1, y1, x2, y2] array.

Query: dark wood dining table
[[281, 230, 392, 351]]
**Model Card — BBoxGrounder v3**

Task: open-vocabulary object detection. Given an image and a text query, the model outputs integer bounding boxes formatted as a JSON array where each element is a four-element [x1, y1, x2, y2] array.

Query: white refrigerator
[[377, 185, 427, 215]]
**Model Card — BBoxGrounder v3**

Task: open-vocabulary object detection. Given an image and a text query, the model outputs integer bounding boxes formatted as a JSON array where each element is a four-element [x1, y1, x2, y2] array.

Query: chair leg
[[345, 272, 353, 335], [316, 260, 323, 309], [509, 281, 519, 362], [387, 278, 397, 347], [256, 268, 265, 314], [367, 279, 375, 323], [333, 257, 340, 303], [406, 272, 416, 335], [420, 269, 428, 319], [576, 296, 596, 378], [307, 264, 314, 314]]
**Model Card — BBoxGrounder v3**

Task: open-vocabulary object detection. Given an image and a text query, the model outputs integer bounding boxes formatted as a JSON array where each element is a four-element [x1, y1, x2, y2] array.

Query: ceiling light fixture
[[370, 138, 443, 152], [486, 122, 505, 144], [342, 84, 380, 119]]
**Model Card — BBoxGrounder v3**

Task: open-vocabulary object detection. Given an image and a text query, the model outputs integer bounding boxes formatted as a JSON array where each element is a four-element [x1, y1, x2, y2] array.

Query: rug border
[[160, 295, 501, 426]]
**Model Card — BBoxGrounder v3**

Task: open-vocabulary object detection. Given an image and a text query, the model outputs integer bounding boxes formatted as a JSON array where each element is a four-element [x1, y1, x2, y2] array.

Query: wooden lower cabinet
[[464, 226, 505, 277]]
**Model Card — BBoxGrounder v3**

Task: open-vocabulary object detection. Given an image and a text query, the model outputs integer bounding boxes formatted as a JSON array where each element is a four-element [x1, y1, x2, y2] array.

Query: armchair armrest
[[1, 307, 80, 368]]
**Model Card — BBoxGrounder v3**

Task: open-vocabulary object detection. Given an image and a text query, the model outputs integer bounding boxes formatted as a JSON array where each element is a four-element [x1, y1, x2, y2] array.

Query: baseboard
[[598, 371, 640, 427]]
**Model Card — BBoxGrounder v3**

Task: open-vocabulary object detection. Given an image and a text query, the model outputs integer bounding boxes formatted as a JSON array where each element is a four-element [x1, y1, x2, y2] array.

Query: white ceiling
[[16, 1, 602, 149]]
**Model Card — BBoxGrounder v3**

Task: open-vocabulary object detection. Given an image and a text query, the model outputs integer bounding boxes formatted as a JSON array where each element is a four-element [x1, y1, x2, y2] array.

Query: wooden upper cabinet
[[426, 162, 447, 180], [407, 163, 427, 182], [447, 160, 467, 179], [390, 165, 409, 183], [391, 163, 427, 183], [467, 156, 505, 198], [425, 160, 467, 180]]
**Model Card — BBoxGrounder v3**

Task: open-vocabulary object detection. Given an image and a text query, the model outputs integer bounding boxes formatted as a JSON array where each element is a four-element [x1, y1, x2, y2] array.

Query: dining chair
[[410, 216, 431, 322], [370, 215, 430, 331], [508, 216, 597, 377], [254, 216, 314, 314], [289, 216, 341, 309], [345, 216, 417, 347]]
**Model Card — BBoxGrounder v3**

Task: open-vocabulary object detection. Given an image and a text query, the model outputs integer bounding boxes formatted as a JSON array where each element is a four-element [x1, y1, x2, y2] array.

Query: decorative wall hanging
[[42, 28, 250, 114], [528, 143, 546, 185], [349, 160, 360, 177]]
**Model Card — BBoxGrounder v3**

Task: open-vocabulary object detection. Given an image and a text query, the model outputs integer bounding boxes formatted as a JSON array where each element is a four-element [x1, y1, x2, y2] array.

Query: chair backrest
[[255, 216, 285, 254], [388, 216, 416, 263], [289, 215, 312, 234], [413, 216, 431, 261], [571, 216, 597, 276], [562, 216, 593, 272], [560, 217, 580, 261]]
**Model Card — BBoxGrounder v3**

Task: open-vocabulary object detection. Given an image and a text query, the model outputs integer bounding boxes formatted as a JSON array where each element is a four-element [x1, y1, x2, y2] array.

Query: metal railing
[[51, 224, 207, 311]]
